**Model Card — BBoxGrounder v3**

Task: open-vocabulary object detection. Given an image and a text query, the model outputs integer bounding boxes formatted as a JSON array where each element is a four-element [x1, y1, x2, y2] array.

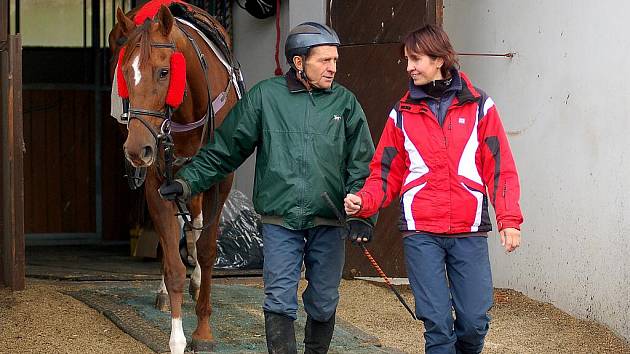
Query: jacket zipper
[[439, 98, 453, 231], [503, 182, 507, 210], [447, 117, 452, 231], [445, 120, 452, 146], [299, 92, 313, 226]]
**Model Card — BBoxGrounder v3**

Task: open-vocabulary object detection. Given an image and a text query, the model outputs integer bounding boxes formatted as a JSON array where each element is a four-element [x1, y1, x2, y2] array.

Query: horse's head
[[116, 5, 186, 167]]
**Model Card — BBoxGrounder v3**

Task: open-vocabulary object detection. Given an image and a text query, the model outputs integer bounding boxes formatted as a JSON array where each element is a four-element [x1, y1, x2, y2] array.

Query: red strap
[[117, 47, 129, 98]]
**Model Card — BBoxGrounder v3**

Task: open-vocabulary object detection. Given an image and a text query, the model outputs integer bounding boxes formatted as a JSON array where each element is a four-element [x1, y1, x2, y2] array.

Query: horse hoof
[[190, 338, 215, 353], [189, 282, 200, 301], [155, 293, 170, 312]]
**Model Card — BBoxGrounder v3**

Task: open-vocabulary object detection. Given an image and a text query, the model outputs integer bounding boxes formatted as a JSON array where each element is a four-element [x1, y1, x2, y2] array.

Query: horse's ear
[[116, 7, 136, 36], [157, 5, 174, 37]]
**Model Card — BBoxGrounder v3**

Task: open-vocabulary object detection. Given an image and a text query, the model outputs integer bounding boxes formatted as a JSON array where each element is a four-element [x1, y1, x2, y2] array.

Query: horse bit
[[121, 37, 219, 232]]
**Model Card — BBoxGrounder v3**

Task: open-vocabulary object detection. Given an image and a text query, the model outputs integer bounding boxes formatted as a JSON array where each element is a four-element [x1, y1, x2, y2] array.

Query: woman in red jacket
[[345, 25, 523, 354]]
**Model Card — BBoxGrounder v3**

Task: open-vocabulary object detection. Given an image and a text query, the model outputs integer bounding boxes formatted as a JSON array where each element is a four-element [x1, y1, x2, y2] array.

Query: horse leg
[[160, 217, 188, 354], [186, 196, 204, 302], [188, 213, 203, 301], [155, 274, 170, 312], [191, 179, 232, 351], [146, 177, 188, 354]]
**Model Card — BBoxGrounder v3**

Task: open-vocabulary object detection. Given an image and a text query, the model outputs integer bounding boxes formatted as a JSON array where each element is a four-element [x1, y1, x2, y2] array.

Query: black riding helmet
[[285, 22, 340, 68]]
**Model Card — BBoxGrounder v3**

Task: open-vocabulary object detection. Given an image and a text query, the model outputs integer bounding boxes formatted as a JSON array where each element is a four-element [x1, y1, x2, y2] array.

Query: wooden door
[[1, 0, 25, 289], [329, 0, 443, 278]]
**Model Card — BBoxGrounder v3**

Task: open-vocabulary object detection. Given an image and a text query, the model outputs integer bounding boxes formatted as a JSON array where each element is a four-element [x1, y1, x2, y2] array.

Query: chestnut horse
[[110, 3, 241, 353]]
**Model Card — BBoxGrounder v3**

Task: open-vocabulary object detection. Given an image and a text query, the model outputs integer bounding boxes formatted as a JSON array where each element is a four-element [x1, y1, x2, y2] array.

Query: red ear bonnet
[[116, 46, 186, 108], [116, 47, 129, 98], [166, 51, 186, 108]]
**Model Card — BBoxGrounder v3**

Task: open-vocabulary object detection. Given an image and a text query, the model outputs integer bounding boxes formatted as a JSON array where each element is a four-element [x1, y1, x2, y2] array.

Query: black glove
[[158, 179, 190, 201], [346, 218, 374, 244]]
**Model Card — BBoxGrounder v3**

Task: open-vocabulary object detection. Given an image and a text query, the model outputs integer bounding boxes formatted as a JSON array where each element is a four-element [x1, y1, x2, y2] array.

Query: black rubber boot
[[264, 311, 297, 354], [303, 314, 336, 354]]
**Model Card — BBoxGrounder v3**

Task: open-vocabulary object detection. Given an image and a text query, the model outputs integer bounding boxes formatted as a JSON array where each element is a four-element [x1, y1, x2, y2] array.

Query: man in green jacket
[[159, 22, 375, 353]]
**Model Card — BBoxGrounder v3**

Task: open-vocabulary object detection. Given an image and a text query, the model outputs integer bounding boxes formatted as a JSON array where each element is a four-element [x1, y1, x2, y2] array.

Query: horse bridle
[[122, 40, 214, 232], [123, 42, 179, 144]]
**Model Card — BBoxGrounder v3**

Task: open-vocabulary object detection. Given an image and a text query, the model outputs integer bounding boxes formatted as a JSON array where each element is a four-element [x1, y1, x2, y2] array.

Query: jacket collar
[[404, 69, 479, 106], [454, 71, 478, 105], [285, 68, 334, 94], [408, 68, 462, 101]]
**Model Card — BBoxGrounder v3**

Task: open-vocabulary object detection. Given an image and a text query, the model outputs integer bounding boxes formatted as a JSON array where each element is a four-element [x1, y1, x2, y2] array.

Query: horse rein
[[121, 36, 225, 233]]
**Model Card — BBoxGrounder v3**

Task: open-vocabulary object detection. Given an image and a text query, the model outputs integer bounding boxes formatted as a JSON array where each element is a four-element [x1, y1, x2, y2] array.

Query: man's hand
[[158, 179, 189, 201], [500, 227, 521, 252], [344, 193, 362, 216], [346, 218, 373, 244]]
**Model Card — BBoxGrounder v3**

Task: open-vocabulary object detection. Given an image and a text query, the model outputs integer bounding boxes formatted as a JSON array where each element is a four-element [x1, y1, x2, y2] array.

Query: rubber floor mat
[[67, 281, 399, 353]]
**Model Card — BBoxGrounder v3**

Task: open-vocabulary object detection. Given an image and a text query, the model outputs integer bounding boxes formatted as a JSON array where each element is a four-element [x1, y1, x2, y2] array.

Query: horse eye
[[159, 68, 169, 79]]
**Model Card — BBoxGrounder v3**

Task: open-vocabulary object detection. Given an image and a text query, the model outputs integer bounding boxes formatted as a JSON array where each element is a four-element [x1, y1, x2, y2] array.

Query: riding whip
[[321, 192, 417, 320]]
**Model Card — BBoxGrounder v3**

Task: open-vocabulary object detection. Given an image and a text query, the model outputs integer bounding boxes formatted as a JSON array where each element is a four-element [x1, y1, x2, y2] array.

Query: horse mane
[[122, 21, 152, 68]]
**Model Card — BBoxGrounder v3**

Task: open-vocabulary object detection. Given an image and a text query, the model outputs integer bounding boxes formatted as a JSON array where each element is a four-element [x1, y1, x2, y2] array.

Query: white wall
[[231, 0, 326, 199], [288, 0, 326, 28], [444, 0, 630, 340], [231, 1, 288, 198]]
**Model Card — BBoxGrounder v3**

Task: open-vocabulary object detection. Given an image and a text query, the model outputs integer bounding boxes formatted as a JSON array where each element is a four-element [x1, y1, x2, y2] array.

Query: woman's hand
[[500, 228, 521, 252], [344, 193, 362, 216]]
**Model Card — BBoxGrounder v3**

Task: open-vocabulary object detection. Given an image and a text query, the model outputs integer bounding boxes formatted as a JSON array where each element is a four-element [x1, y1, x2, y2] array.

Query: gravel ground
[[333, 282, 630, 353], [0, 280, 153, 354], [1, 279, 628, 353]]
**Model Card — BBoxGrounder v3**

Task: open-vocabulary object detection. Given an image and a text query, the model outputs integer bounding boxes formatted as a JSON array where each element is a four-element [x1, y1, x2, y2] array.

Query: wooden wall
[[20, 42, 146, 241], [22, 88, 142, 240], [0, 0, 6, 288], [23, 90, 96, 233], [101, 97, 146, 241], [1, 33, 25, 289], [329, 0, 443, 278]]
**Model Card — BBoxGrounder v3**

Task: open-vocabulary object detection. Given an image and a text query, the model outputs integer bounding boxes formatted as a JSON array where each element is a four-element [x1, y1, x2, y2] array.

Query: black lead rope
[[161, 111, 213, 233], [164, 140, 213, 232]]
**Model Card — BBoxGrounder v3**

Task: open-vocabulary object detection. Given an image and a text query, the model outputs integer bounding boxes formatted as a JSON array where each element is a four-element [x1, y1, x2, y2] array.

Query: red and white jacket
[[355, 72, 523, 234]]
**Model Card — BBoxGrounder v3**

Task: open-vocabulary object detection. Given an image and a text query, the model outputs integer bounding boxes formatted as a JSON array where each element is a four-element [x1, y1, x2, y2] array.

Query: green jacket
[[176, 70, 375, 230]]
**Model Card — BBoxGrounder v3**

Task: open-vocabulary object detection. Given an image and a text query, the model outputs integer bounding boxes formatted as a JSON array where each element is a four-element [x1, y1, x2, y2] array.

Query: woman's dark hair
[[401, 25, 459, 77]]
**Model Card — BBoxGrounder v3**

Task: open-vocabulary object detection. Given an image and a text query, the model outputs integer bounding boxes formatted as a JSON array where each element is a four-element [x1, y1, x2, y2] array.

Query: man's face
[[302, 45, 338, 89]]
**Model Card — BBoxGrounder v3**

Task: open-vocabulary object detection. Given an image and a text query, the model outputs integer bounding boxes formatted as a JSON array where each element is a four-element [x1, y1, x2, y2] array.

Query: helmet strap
[[294, 55, 312, 91], [298, 69, 313, 91]]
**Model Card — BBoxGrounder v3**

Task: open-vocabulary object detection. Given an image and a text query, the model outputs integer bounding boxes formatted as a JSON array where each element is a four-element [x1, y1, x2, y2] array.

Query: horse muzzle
[[124, 144, 155, 167]]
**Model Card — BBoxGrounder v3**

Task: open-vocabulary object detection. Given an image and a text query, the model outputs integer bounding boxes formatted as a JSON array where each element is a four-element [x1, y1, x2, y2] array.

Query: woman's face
[[404, 47, 444, 85]]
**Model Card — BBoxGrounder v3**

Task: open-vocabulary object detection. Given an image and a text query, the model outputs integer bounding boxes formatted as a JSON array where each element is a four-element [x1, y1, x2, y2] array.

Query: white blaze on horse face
[[131, 55, 142, 86], [169, 317, 187, 354]]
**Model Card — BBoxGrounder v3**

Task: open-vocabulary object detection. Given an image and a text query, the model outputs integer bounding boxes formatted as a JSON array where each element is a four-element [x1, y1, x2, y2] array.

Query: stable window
[[13, 0, 93, 47]]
